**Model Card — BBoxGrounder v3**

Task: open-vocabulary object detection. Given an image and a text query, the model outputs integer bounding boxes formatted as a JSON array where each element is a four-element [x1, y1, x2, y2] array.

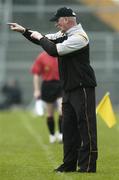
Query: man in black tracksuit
[[8, 7, 98, 173]]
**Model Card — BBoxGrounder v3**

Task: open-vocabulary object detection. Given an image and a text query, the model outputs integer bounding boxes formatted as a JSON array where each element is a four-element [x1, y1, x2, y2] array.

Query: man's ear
[[64, 17, 68, 23]]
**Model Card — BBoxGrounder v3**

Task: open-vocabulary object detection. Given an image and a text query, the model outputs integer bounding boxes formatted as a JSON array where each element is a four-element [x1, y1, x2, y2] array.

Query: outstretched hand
[[7, 23, 43, 40], [7, 23, 25, 33]]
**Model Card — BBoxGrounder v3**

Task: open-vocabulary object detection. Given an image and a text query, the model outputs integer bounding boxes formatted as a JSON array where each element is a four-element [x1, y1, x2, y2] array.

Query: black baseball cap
[[50, 7, 76, 21]]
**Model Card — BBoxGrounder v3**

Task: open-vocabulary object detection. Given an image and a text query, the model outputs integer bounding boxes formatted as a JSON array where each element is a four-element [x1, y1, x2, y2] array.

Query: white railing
[[0, 0, 12, 84]]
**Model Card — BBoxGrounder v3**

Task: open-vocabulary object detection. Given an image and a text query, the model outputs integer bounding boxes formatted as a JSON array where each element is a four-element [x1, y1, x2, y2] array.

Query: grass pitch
[[0, 110, 119, 180]]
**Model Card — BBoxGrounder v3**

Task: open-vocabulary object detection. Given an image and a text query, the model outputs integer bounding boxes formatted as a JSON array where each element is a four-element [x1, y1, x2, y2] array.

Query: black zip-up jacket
[[23, 30, 97, 91]]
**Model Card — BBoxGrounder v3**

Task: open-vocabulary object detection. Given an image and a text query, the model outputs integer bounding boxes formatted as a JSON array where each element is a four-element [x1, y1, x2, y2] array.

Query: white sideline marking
[[19, 114, 57, 168], [19, 113, 75, 179]]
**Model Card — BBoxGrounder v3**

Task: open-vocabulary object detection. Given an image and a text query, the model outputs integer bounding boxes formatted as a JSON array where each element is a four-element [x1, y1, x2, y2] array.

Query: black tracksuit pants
[[62, 87, 98, 172]]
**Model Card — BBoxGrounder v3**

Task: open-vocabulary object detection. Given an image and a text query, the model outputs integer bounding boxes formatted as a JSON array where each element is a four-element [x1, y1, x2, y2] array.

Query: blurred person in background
[[8, 6, 98, 173], [31, 51, 63, 143], [0, 79, 23, 110]]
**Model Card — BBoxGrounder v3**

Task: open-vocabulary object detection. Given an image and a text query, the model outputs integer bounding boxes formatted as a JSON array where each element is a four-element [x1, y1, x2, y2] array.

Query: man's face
[[55, 17, 68, 33]]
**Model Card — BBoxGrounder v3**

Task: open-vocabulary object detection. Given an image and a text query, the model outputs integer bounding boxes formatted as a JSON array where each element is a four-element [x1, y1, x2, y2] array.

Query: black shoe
[[54, 164, 76, 173]]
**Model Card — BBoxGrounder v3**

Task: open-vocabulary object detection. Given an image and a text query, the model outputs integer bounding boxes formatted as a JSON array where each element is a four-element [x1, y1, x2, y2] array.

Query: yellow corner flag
[[96, 92, 116, 128]]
